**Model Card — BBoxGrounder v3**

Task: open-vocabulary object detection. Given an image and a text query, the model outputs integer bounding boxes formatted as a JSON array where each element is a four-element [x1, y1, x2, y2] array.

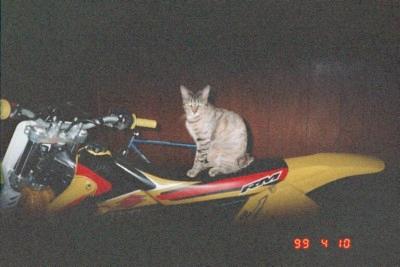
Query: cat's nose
[[191, 107, 198, 113]]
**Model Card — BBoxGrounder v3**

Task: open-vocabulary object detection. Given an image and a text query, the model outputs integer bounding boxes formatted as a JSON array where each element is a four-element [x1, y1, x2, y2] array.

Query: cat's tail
[[238, 153, 254, 169]]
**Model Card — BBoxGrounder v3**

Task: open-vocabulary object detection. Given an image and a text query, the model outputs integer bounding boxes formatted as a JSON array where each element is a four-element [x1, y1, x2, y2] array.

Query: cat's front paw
[[186, 168, 199, 178], [208, 168, 220, 177]]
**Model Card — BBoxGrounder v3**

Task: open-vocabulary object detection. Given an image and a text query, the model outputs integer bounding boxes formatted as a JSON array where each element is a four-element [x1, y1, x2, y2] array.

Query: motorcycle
[[0, 98, 385, 223]]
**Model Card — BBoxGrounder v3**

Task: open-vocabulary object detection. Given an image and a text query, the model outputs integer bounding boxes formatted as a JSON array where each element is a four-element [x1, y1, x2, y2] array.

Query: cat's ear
[[180, 85, 192, 101], [200, 85, 211, 101]]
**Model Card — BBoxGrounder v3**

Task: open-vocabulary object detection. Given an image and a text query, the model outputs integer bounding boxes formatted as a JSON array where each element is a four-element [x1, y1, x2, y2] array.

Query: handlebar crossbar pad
[[131, 114, 157, 129], [0, 99, 11, 120]]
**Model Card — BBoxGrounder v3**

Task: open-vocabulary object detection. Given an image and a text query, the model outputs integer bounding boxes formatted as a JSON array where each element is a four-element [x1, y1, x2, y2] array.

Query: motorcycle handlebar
[[0, 99, 11, 120], [131, 114, 157, 129], [79, 114, 157, 130], [1, 98, 157, 130], [1, 99, 36, 120]]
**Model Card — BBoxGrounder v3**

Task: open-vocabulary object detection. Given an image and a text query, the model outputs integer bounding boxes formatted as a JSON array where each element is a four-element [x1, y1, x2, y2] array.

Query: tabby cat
[[180, 85, 254, 177]]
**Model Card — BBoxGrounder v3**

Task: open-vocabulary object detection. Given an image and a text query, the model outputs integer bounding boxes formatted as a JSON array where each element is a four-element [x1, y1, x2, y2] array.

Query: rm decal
[[240, 171, 282, 193]]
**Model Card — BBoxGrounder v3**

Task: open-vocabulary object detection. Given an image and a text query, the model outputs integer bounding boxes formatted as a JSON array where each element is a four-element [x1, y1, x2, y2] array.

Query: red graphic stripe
[[158, 168, 288, 201], [76, 163, 112, 196], [120, 194, 145, 208]]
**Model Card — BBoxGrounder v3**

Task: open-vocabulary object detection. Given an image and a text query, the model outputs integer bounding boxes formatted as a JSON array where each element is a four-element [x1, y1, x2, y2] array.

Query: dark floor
[[0, 165, 398, 266]]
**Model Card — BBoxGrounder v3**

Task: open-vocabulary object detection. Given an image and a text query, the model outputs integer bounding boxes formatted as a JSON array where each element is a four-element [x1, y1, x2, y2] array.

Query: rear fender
[[236, 153, 385, 222], [283, 153, 385, 194]]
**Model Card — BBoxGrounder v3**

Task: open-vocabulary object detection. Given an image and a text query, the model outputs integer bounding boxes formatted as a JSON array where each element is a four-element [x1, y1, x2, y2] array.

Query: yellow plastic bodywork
[[97, 190, 158, 214], [0, 99, 11, 120], [47, 175, 97, 212], [95, 169, 287, 213], [236, 153, 385, 223], [283, 153, 385, 193], [43, 152, 384, 221], [96, 153, 384, 220], [143, 170, 287, 206]]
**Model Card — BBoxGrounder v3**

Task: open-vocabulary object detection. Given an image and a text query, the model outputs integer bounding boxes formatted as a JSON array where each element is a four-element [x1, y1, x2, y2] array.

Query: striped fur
[[180, 85, 254, 177]]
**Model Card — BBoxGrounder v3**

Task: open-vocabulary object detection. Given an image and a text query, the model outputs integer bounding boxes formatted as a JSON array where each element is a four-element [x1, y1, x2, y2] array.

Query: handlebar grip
[[0, 99, 11, 120], [131, 114, 157, 129]]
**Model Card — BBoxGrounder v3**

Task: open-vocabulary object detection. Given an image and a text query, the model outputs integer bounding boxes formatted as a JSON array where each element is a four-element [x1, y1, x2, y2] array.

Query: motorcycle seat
[[196, 158, 288, 182], [129, 157, 287, 182]]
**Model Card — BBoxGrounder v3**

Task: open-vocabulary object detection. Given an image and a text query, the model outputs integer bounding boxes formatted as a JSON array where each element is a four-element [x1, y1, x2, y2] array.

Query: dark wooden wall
[[1, 64, 398, 169], [1, 1, 398, 169], [94, 63, 399, 168]]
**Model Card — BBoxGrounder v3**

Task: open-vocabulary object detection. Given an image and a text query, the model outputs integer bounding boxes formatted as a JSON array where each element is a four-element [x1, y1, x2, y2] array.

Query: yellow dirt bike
[[0, 99, 385, 223]]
